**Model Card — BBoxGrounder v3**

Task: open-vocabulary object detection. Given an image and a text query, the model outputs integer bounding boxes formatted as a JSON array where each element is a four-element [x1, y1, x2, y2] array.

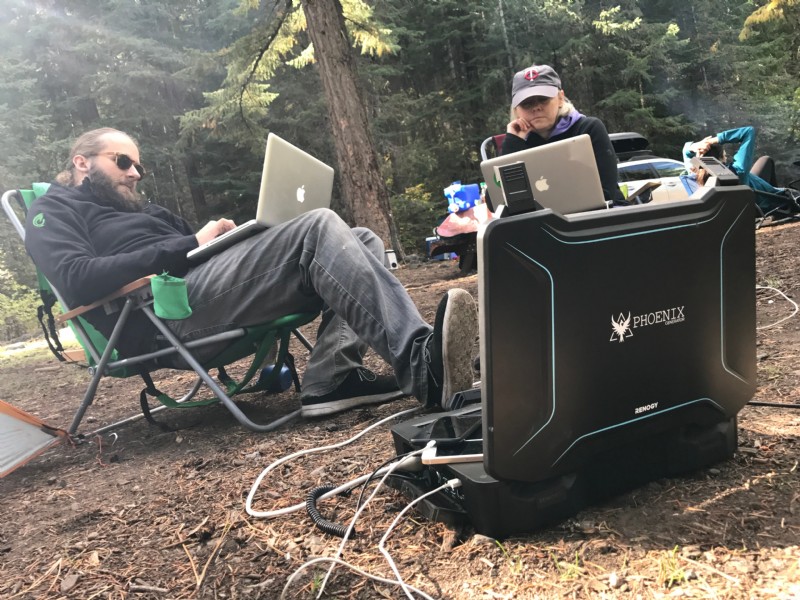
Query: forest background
[[1, 0, 798, 342]]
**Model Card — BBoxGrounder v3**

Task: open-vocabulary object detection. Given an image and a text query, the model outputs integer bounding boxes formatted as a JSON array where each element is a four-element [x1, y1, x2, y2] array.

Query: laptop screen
[[480, 135, 607, 216], [256, 133, 334, 227]]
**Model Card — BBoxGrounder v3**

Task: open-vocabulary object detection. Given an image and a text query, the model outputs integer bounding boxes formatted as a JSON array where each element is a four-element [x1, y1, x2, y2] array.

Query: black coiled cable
[[305, 485, 351, 538]]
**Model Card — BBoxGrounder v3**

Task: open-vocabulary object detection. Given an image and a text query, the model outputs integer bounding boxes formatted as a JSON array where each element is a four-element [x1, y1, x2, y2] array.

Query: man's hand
[[196, 218, 236, 246], [506, 117, 533, 139]]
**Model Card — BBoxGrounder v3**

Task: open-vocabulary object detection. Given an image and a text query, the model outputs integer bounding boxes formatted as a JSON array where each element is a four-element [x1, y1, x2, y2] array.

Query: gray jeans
[[167, 208, 433, 400]]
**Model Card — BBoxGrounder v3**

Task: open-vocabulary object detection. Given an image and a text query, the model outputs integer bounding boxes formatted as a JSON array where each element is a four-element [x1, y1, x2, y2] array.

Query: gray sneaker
[[424, 289, 478, 409]]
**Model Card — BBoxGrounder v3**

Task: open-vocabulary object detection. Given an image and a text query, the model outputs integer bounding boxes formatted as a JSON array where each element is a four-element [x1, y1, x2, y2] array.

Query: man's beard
[[88, 165, 143, 212]]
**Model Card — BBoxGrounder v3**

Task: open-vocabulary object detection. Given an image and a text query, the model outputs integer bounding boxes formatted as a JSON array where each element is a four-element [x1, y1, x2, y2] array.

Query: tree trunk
[[300, 0, 400, 253], [497, 0, 515, 72], [183, 156, 208, 218]]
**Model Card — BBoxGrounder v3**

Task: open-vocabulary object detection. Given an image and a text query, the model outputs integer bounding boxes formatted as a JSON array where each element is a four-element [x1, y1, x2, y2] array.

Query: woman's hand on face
[[507, 117, 533, 138]]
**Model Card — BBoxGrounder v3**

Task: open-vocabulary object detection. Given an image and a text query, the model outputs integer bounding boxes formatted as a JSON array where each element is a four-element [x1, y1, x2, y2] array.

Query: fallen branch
[[183, 544, 200, 588], [9, 557, 62, 599], [196, 519, 234, 592], [682, 556, 742, 585], [129, 583, 169, 593], [162, 516, 210, 550]]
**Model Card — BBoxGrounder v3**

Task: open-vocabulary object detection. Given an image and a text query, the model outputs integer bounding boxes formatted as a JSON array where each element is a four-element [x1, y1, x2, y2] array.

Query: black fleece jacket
[[501, 116, 624, 203], [25, 180, 200, 356]]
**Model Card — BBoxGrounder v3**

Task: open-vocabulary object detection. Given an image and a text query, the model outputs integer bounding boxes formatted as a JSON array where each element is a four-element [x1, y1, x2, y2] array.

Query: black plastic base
[[390, 411, 738, 539]]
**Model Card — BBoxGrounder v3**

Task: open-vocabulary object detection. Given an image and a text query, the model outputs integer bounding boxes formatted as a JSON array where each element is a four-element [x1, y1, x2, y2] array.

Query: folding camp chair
[[2, 185, 319, 436], [754, 188, 800, 229], [754, 162, 800, 228], [480, 134, 507, 162]]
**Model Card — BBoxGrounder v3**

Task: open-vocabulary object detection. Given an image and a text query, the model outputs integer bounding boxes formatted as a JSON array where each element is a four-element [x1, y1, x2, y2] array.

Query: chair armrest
[[56, 276, 154, 324]]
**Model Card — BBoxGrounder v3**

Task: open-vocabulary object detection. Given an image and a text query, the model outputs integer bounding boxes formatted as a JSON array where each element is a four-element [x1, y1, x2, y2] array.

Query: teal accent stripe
[[719, 204, 751, 384], [504, 201, 738, 457], [503, 243, 557, 453], [551, 397, 726, 467], [541, 205, 723, 246]]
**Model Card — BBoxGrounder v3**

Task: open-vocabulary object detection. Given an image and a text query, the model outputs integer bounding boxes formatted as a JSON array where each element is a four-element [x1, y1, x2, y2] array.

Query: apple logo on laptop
[[296, 185, 306, 203], [535, 177, 549, 192]]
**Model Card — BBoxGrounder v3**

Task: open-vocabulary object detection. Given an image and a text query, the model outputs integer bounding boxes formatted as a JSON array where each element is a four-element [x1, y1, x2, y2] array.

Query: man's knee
[[296, 208, 353, 237], [352, 226, 385, 255], [306, 207, 343, 225], [301, 209, 384, 257]]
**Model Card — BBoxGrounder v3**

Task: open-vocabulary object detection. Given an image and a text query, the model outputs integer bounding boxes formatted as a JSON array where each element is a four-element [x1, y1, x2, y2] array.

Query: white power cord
[[314, 442, 433, 598], [379, 478, 462, 600], [280, 556, 436, 600], [756, 285, 799, 330], [245, 406, 420, 518], [281, 444, 443, 600], [244, 405, 467, 598]]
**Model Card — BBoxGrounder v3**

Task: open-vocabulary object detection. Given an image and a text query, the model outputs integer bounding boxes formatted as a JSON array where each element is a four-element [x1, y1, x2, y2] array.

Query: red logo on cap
[[524, 68, 540, 81]]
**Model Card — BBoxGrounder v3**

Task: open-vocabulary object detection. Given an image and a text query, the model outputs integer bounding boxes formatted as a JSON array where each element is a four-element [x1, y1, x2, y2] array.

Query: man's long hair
[[54, 128, 137, 186]]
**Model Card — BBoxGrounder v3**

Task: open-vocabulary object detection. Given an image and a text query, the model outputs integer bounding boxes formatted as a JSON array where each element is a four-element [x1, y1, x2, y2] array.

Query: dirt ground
[[1, 222, 799, 600]]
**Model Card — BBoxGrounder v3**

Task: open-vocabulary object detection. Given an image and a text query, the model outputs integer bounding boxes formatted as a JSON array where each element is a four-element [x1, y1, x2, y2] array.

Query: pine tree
[[179, 0, 402, 245]]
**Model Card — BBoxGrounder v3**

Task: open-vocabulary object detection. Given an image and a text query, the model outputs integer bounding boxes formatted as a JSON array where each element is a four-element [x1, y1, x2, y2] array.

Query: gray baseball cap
[[511, 65, 561, 107]]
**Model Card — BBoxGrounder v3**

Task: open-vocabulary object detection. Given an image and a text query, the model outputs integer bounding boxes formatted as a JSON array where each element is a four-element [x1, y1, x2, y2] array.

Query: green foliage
[[495, 540, 524, 575], [0, 219, 36, 288], [550, 549, 583, 580], [180, 0, 397, 146], [658, 545, 688, 588], [740, 0, 800, 41], [0, 267, 40, 341], [390, 184, 443, 256], [0, 201, 44, 342], [736, 0, 800, 154], [1, 0, 799, 288]]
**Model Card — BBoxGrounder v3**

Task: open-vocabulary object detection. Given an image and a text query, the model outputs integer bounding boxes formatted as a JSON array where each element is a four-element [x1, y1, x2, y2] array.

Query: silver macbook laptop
[[187, 133, 335, 262], [480, 134, 607, 215]]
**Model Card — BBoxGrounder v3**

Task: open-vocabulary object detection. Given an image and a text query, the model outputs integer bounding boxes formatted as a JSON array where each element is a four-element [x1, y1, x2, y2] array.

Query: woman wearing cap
[[502, 64, 623, 203]]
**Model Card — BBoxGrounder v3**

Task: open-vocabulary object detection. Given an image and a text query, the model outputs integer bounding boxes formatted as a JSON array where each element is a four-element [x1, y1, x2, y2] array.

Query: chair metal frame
[[754, 188, 800, 229], [480, 134, 506, 162]]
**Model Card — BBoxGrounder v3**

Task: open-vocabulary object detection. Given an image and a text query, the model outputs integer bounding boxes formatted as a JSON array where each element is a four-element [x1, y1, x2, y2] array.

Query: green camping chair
[[2, 185, 319, 435]]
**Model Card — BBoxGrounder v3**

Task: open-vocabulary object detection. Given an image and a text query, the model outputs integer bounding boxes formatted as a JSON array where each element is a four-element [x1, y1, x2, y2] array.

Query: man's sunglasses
[[97, 152, 146, 178]]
